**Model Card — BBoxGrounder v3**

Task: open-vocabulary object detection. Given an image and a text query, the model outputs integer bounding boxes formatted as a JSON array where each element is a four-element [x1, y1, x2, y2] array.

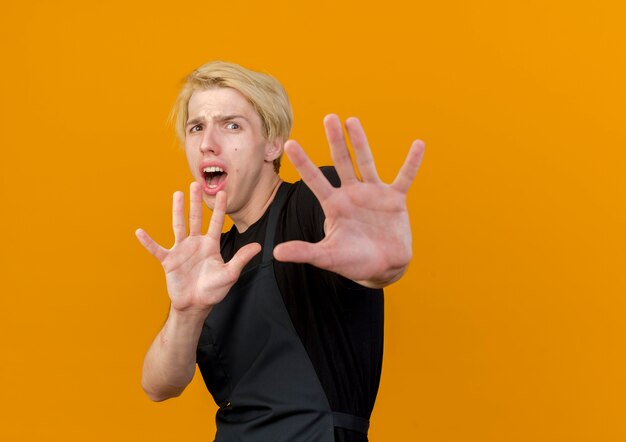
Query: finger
[[206, 191, 226, 241], [284, 140, 334, 203], [172, 191, 186, 243], [227, 242, 262, 276], [324, 114, 358, 184], [344, 117, 381, 183], [135, 228, 168, 262], [391, 140, 426, 193], [273, 240, 332, 269], [189, 182, 203, 236]]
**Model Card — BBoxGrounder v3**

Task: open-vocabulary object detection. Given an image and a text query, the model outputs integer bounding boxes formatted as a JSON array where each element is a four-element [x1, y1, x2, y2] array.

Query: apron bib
[[197, 182, 368, 441]]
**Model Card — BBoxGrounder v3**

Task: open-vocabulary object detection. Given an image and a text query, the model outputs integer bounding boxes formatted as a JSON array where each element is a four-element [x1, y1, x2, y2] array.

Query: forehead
[[187, 87, 258, 120]]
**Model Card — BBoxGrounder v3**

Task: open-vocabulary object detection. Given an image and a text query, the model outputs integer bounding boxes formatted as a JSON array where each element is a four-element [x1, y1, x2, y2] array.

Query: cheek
[[233, 147, 239, 172], [185, 146, 198, 172]]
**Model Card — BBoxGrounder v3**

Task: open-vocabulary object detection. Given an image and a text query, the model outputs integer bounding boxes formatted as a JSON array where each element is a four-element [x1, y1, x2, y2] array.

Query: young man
[[136, 61, 425, 442]]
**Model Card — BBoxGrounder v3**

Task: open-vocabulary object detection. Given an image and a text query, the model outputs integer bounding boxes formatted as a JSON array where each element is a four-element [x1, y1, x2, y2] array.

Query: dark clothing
[[198, 168, 384, 441]]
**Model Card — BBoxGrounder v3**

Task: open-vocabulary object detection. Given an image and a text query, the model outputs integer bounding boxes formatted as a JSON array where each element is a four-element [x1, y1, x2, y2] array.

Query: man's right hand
[[136, 183, 260, 401], [136, 182, 261, 316]]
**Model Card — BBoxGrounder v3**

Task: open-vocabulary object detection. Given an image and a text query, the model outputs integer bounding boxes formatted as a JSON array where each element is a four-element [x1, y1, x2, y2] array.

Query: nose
[[199, 125, 221, 154]]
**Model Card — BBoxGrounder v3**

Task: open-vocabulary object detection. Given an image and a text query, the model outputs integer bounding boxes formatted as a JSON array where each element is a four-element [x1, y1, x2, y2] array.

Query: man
[[136, 61, 425, 442]]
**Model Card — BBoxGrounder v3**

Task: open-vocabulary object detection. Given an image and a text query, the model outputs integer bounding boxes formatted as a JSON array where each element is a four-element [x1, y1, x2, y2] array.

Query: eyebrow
[[186, 114, 249, 127], [186, 117, 204, 128]]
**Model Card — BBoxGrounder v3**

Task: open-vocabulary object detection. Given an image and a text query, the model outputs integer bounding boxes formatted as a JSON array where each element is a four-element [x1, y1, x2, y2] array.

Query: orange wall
[[1, 1, 625, 440]]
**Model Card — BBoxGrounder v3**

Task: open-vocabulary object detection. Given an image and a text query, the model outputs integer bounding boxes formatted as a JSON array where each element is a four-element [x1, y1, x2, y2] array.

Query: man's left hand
[[273, 114, 425, 288]]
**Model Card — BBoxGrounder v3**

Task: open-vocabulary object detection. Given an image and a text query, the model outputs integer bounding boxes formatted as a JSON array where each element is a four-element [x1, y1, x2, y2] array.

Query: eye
[[226, 122, 240, 130], [189, 124, 202, 133]]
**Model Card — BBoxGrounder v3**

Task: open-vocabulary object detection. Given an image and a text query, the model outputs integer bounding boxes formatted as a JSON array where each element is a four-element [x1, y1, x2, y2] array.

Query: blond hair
[[171, 61, 293, 173]]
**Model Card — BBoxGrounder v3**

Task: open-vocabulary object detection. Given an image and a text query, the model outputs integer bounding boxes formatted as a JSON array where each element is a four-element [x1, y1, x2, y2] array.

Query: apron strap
[[261, 183, 370, 437], [262, 182, 291, 262], [332, 411, 370, 435]]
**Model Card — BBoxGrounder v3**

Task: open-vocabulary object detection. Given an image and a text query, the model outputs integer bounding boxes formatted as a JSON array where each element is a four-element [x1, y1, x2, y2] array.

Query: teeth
[[203, 166, 224, 173]]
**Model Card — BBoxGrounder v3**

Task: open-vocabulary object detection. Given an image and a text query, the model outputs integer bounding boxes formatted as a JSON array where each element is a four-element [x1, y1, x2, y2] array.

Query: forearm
[[142, 306, 210, 401]]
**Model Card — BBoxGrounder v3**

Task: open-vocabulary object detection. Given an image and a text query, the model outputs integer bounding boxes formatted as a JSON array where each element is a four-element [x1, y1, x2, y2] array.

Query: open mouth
[[203, 166, 228, 190]]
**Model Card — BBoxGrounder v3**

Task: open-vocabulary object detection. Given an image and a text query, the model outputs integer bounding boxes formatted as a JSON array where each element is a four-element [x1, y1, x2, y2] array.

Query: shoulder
[[288, 165, 340, 206], [280, 166, 339, 242]]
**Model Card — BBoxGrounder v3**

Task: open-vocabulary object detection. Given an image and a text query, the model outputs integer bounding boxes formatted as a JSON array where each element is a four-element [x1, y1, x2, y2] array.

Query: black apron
[[197, 182, 369, 441]]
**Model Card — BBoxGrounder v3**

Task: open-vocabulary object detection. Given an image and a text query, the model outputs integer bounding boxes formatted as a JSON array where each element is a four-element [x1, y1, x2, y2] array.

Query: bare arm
[[273, 114, 425, 288], [141, 307, 208, 401], [136, 184, 260, 401]]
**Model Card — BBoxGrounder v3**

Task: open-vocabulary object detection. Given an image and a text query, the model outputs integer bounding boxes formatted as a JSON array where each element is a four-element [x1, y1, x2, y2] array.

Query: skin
[[275, 115, 425, 288], [184, 87, 284, 231], [135, 87, 425, 401]]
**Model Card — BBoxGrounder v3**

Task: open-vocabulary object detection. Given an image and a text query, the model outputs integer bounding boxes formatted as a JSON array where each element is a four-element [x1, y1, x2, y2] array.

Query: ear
[[264, 138, 284, 163]]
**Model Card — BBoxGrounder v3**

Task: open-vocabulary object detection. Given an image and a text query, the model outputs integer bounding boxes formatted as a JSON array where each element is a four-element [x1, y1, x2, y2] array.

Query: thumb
[[273, 241, 333, 270], [227, 242, 262, 275], [135, 228, 168, 262]]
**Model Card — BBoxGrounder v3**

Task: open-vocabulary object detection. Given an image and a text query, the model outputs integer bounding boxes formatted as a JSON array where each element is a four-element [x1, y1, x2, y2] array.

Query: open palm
[[136, 184, 260, 313], [273, 115, 425, 288]]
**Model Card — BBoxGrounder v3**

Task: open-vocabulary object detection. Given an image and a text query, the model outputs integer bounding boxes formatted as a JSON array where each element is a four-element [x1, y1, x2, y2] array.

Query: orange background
[[2, 1, 625, 440]]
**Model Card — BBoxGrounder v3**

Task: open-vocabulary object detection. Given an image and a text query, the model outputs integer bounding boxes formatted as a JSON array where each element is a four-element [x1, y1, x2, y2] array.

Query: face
[[185, 87, 281, 220]]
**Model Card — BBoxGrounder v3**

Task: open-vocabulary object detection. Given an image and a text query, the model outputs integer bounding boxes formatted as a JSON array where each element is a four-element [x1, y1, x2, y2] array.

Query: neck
[[231, 174, 283, 233]]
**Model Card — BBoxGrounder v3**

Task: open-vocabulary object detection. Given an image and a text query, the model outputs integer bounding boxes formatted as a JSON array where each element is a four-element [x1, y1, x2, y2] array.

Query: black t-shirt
[[219, 167, 384, 442]]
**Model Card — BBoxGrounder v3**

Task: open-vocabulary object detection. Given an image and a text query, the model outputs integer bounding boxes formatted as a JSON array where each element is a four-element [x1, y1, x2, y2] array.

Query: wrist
[[168, 304, 212, 324]]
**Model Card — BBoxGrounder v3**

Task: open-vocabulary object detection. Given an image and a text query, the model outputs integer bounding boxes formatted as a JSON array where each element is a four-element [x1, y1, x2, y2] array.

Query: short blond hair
[[171, 61, 293, 173]]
